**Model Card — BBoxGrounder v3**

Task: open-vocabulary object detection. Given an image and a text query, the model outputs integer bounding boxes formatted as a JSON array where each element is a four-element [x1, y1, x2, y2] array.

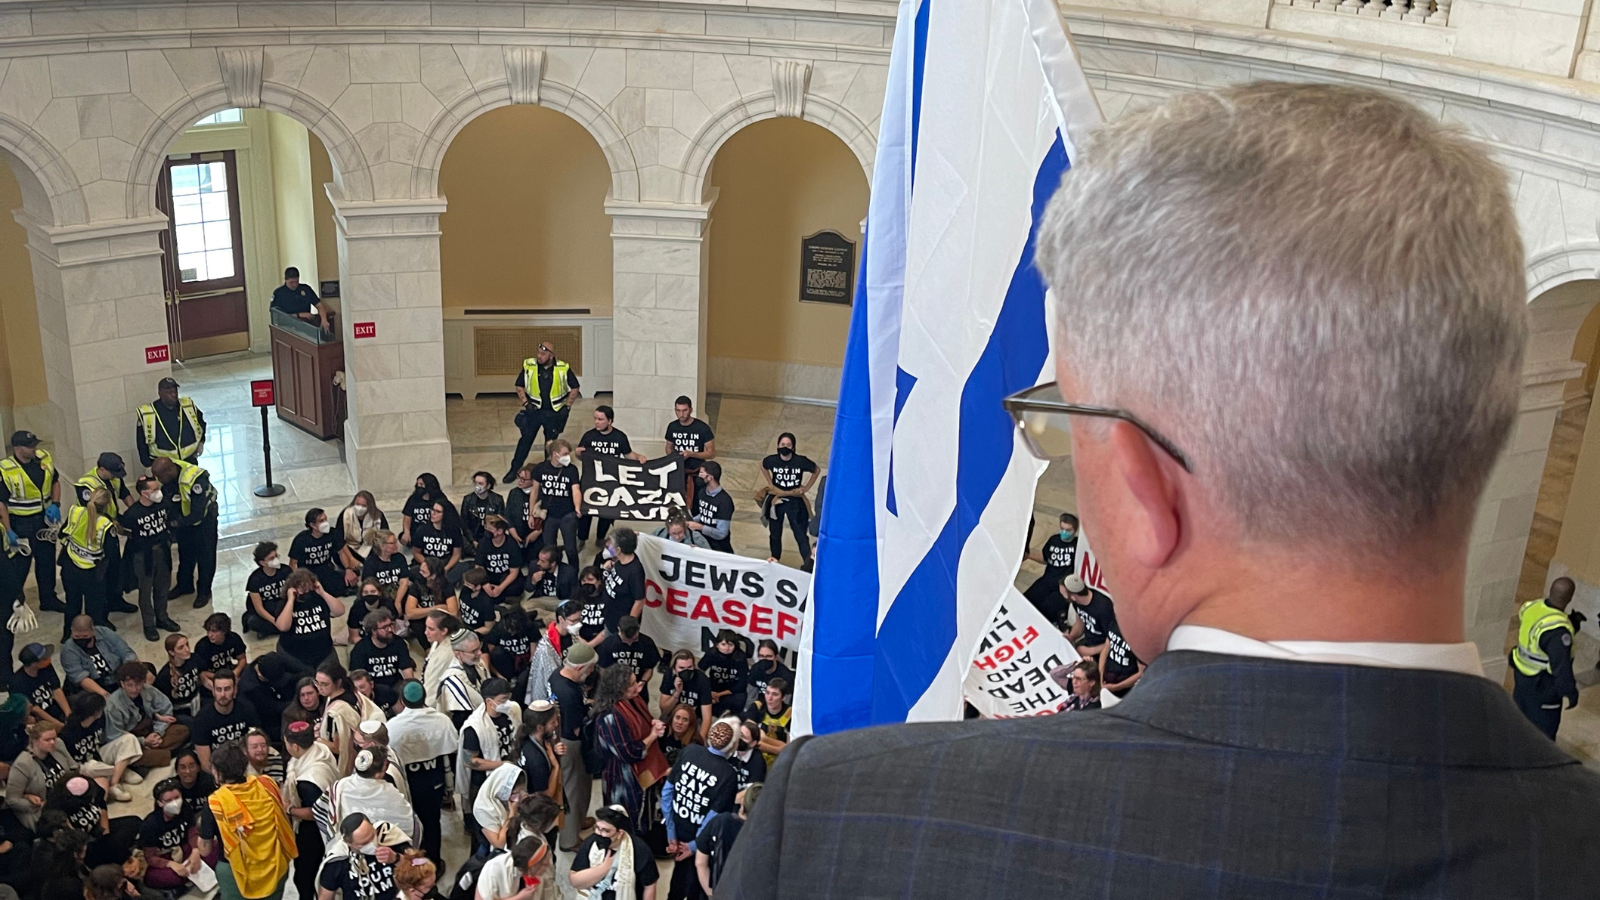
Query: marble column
[[607, 197, 717, 441], [1465, 357, 1586, 679], [13, 212, 173, 479], [328, 192, 452, 494]]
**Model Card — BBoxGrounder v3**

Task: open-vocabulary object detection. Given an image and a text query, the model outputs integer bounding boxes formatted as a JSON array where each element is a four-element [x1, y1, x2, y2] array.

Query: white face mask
[[474, 485, 488, 496], [147, 490, 164, 504], [264, 558, 280, 571], [556, 455, 571, 467], [566, 622, 581, 635], [162, 799, 184, 816], [522, 485, 533, 494], [358, 844, 377, 856], [352, 504, 368, 517], [317, 521, 332, 535]]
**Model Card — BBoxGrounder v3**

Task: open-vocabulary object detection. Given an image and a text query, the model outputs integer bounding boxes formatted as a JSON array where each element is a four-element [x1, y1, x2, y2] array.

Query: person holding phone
[[569, 806, 659, 900]]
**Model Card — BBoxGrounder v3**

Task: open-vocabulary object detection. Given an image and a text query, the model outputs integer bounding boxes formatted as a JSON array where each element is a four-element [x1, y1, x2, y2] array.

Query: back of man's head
[[1549, 577, 1576, 610], [1038, 82, 1523, 556]]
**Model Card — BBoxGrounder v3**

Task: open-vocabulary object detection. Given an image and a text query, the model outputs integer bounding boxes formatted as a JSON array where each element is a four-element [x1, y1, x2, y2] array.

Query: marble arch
[[678, 92, 876, 205]]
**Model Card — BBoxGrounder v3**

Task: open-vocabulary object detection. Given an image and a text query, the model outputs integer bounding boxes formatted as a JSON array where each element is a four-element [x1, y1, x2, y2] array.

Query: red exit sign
[[250, 379, 275, 407], [145, 344, 170, 364], [353, 321, 376, 339]]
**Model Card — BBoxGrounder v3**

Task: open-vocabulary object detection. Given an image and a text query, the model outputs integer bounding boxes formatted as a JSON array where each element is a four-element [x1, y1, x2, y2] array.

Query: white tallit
[[321, 692, 387, 774], [330, 771, 418, 844], [579, 833, 636, 900], [285, 741, 340, 841], [472, 763, 525, 845], [387, 706, 460, 766], [455, 700, 523, 806], [440, 658, 490, 713], [423, 640, 455, 711]]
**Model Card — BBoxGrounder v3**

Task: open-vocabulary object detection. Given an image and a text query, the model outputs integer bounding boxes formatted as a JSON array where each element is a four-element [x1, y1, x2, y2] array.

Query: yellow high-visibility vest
[[0, 448, 54, 516], [521, 359, 572, 412], [1512, 598, 1574, 677], [173, 459, 215, 519], [138, 398, 204, 460], [75, 468, 125, 506], [61, 504, 113, 570]]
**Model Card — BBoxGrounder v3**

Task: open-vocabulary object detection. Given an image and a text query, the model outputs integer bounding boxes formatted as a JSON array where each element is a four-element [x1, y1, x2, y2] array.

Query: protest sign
[[636, 534, 810, 658], [580, 453, 687, 520], [963, 588, 1083, 718]]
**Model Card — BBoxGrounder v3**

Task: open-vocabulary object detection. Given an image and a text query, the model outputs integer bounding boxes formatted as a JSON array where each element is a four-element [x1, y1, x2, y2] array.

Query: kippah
[[403, 681, 425, 703]]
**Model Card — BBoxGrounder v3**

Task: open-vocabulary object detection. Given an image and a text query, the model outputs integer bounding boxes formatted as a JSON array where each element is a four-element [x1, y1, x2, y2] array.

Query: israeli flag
[[795, 0, 1102, 734]]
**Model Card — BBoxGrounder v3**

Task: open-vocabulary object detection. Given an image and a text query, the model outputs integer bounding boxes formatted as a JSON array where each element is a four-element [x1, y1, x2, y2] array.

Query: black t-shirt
[[119, 501, 170, 555], [457, 587, 497, 631], [346, 594, 400, 636], [550, 671, 587, 742], [670, 669, 712, 713], [12, 664, 64, 720], [695, 812, 745, 890], [349, 637, 413, 687], [601, 558, 646, 633], [402, 752, 449, 797], [179, 772, 217, 823], [138, 809, 189, 854], [533, 461, 579, 518], [402, 491, 441, 534], [761, 453, 817, 493], [1073, 589, 1116, 648], [570, 832, 659, 900], [54, 781, 107, 835], [272, 283, 319, 315], [36, 752, 65, 789], [746, 659, 794, 700], [578, 588, 606, 641], [475, 536, 523, 586], [596, 633, 662, 686], [291, 528, 340, 574], [733, 749, 766, 790], [193, 698, 259, 748], [485, 622, 530, 664], [665, 418, 715, 471], [318, 850, 404, 900], [410, 520, 461, 563], [276, 593, 334, 668], [155, 658, 201, 712], [460, 714, 515, 795], [667, 744, 738, 840], [193, 632, 247, 674], [362, 553, 409, 592], [694, 489, 735, 528], [1038, 533, 1078, 581], [1103, 628, 1141, 685], [699, 650, 748, 694], [578, 428, 633, 459], [247, 567, 291, 619], [61, 718, 104, 766]]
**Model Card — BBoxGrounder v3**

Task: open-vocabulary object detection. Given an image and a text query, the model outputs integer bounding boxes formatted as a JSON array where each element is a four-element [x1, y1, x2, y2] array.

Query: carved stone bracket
[[772, 59, 812, 119], [505, 46, 546, 106], [218, 47, 264, 109]]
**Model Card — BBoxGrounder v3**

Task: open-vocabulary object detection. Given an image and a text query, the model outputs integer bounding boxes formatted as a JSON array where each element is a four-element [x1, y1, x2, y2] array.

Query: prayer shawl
[[580, 834, 636, 900], [525, 639, 561, 706], [440, 658, 489, 713], [207, 776, 297, 898], [284, 741, 339, 841], [472, 763, 525, 845], [423, 639, 455, 711], [316, 820, 408, 889], [331, 772, 418, 844], [321, 692, 386, 774], [387, 706, 460, 767], [455, 700, 523, 806]]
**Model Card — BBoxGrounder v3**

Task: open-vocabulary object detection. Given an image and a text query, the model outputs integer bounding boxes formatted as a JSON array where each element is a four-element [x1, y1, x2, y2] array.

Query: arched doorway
[[0, 153, 51, 445], [437, 103, 614, 482]]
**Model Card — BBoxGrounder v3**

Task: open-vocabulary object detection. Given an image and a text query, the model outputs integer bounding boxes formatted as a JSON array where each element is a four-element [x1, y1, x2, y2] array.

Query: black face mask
[[778, 447, 793, 458], [752, 659, 775, 674], [73, 637, 94, 649]]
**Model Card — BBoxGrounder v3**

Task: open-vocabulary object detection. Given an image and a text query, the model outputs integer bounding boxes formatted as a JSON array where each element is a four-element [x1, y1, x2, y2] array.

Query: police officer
[[137, 376, 207, 467], [150, 457, 218, 609], [271, 266, 329, 331], [504, 341, 579, 483], [58, 488, 115, 640], [1, 430, 64, 613], [1510, 576, 1581, 740], [74, 453, 138, 622]]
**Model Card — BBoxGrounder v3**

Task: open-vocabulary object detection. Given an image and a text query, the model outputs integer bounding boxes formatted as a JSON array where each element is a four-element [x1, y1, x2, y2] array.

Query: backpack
[[448, 848, 504, 900]]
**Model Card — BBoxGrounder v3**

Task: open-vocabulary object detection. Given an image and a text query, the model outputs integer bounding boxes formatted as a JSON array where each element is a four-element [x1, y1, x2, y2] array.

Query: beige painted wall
[[706, 117, 867, 369], [438, 105, 613, 311], [268, 113, 319, 295], [0, 161, 46, 410], [1549, 282, 1600, 583], [308, 133, 340, 309]]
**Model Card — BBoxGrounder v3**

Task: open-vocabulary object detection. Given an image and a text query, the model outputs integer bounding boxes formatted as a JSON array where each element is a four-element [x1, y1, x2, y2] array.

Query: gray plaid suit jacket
[[718, 650, 1600, 899]]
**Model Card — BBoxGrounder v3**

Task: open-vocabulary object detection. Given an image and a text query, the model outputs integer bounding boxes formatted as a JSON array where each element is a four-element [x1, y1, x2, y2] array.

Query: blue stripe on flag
[[909, 0, 930, 181], [869, 134, 1069, 723], [806, 232, 881, 735]]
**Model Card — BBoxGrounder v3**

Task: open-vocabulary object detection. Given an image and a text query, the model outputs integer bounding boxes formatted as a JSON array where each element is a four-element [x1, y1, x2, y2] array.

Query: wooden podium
[[269, 310, 345, 440]]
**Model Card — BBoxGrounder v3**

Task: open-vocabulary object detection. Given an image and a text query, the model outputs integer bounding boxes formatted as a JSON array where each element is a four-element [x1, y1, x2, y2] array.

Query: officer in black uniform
[[271, 266, 329, 330], [505, 342, 579, 483], [150, 457, 218, 609]]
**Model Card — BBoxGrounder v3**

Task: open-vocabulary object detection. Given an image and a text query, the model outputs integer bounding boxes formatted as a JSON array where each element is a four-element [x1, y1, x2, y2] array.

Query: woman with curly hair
[[589, 665, 668, 837]]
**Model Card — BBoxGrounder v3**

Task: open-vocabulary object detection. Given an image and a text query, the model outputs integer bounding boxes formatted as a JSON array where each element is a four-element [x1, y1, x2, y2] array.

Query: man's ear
[[1109, 420, 1182, 570]]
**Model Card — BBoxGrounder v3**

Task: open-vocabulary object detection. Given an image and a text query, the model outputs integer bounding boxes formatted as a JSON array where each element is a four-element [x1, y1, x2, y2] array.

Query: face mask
[[73, 638, 93, 649], [147, 490, 163, 504], [778, 447, 793, 458], [566, 622, 581, 636], [1060, 530, 1074, 540], [353, 504, 368, 517], [318, 521, 332, 535], [556, 455, 571, 467], [358, 844, 377, 856], [521, 485, 533, 495], [162, 799, 183, 816], [474, 485, 487, 496], [602, 546, 616, 560], [264, 558, 280, 571]]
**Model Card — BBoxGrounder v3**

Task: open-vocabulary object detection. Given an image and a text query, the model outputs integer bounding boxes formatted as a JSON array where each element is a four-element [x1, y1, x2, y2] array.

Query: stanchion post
[[251, 379, 285, 498]]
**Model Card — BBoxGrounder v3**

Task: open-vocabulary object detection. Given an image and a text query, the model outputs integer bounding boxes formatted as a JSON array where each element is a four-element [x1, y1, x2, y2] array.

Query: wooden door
[[157, 151, 250, 360]]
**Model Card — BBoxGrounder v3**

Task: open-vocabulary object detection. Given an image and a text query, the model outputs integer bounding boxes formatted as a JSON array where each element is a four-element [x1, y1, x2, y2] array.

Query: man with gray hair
[[718, 83, 1600, 897]]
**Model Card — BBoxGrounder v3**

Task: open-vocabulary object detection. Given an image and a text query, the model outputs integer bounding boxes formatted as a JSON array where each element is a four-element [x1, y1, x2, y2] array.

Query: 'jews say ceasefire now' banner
[[581, 454, 687, 521], [635, 534, 810, 657]]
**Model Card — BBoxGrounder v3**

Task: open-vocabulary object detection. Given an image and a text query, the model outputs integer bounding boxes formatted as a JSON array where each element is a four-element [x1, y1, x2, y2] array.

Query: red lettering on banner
[[353, 321, 376, 339], [145, 345, 170, 364], [748, 605, 773, 636], [690, 595, 720, 623], [995, 645, 1014, 663], [777, 612, 799, 641], [974, 654, 997, 671], [666, 589, 689, 618], [1022, 626, 1039, 643], [1080, 554, 1105, 591], [719, 599, 746, 628]]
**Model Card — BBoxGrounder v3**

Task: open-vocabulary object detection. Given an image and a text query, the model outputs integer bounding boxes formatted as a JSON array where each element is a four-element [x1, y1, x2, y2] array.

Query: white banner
[[963, 588, 1082, 718], [635, 534, 810, 657]]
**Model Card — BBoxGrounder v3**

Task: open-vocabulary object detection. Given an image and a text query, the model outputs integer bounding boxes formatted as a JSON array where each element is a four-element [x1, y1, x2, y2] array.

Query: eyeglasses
[[1001, 382, 1193, 473]]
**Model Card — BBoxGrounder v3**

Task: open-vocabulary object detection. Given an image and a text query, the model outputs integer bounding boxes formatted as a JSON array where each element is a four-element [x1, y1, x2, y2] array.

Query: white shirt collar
[[1166, 625, 1484, 678]]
